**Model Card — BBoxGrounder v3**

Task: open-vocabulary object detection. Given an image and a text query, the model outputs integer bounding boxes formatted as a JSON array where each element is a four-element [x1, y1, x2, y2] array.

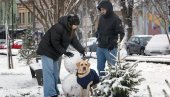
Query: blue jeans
[[97, 47, 117, 76], [41, 55, 60, 97]]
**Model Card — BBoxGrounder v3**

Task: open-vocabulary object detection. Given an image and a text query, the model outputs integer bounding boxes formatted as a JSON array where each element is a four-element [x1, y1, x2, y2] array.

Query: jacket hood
[[97, 1, 113, 18], [58, 16, 71, 32]]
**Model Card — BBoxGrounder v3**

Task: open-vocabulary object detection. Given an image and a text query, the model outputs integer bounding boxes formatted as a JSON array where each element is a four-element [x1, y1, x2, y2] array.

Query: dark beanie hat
[[68, 14, 80, 25]]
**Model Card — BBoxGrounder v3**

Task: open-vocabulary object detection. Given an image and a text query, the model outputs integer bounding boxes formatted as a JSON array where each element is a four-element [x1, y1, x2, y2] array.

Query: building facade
[[16, 0, 33, 29], [133, 1, 170, 35]]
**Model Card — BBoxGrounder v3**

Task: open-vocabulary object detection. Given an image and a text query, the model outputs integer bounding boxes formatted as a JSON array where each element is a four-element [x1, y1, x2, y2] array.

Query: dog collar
[[76, 69, 91, 78], [77, 72, 86, 75], [76, 70, 87, 76]]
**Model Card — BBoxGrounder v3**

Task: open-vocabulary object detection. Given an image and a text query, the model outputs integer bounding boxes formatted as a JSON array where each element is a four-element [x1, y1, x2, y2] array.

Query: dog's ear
[[84, 59, 90, 67], [84, 59, 88, 62], [87, 62, 90, 67], [76, 62, 80, 67]]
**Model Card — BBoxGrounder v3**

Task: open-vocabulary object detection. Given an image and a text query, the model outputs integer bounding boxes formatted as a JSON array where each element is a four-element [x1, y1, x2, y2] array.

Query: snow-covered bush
[[18, 29, 37, 65], [94, 34, 145, 97], [95, 61, 145, 97]]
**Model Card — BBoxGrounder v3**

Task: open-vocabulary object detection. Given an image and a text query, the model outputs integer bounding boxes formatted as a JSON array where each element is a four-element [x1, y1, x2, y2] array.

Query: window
[[28, 12, 32, 24], [0, 8, 2, 21], [19, 13, 22, 24], [130, 37, 135, 42], [22, 13, 25, 24]]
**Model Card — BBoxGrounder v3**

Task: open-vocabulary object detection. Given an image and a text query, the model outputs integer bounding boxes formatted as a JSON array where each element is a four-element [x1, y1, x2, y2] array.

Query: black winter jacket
[[36, 16, 84, 60], [96, 1, 125, 49]]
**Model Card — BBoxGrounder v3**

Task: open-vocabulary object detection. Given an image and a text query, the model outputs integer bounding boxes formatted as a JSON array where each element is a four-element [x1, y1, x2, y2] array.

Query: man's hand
[[108, 45, 114, 51], [64, 52, 74, 58]]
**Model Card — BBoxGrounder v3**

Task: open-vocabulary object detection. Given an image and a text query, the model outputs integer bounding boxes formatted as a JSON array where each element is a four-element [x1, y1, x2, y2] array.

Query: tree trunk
[[120, 0, 134, 40]]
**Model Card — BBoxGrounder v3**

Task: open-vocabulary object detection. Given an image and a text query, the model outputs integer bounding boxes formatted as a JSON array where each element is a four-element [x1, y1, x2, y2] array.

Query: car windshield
[[0, 39, 5, 43], [141, 37, 151, 42], [140, 37, 151, 43]]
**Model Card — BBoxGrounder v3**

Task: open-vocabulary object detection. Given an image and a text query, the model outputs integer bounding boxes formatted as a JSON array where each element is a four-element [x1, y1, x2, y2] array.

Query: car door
[[127, 37, 136, 53], [133, 37, 141, 53]]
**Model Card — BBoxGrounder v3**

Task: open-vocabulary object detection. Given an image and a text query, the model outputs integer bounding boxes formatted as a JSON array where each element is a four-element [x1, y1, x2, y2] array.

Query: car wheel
[[140, 49, 145, 55], [127, 48, 132, 55]]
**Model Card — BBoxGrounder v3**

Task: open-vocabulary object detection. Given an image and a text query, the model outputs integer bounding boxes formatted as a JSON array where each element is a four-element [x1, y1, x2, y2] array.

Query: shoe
[[51, 95, 58, 97]]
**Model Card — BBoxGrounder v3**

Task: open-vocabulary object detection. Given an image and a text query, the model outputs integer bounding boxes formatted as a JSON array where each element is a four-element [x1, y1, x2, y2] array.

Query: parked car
[[11, 39, 23, 49], [0, 39, 6, 49], [144, 34, 170, 55], [80, 37, 97, 52], [126, 35, 152, 55]]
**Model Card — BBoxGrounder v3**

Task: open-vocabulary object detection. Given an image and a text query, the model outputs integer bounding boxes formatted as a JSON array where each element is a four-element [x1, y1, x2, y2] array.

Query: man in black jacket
[[96, 0, 124, 76], [36, 14, 85, 97]]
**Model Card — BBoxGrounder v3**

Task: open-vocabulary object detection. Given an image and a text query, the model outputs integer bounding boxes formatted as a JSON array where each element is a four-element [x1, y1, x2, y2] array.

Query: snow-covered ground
[[0, 49, 170, 97]]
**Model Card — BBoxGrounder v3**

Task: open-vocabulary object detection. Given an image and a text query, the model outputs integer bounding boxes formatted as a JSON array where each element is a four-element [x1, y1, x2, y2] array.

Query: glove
[[64, 52, 74, 57], [80, 51, 86, 58]]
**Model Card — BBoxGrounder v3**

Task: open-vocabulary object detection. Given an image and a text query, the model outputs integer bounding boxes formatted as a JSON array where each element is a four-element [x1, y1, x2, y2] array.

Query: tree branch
[[19, 0, 46, 28]]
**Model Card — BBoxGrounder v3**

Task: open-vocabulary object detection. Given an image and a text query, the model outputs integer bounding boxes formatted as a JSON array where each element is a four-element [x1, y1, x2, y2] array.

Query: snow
[[80, 37, 97, 47], [125, 55, 170, 63], [0, 49, 170, 97], [63, 52, 82, 73], [132, 62, 170, 97], [145, 34, 170, 55], [146, 34, 170, 50], [62, 74, 81, 97], [0, 54, 42, 96]]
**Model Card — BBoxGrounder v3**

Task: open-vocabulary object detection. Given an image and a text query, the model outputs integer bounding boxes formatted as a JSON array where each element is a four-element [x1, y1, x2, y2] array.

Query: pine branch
[[128, 61, 139, 71], [162, 89, 170, 97], [165, 79, 170, 90], [147, 85, 153, 97]]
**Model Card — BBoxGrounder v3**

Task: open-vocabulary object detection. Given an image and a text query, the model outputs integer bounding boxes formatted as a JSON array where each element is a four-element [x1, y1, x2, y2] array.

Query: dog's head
[[76, 59, 90, 75]]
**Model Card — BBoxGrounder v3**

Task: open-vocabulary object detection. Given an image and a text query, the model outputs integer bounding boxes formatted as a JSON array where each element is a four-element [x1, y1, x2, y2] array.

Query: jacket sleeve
[[70, 33, 85, 53], [95, 27, 100, 38], [95, 17, 102, 38], [50, 25, 66, 54], [115, 18, 125, 42]]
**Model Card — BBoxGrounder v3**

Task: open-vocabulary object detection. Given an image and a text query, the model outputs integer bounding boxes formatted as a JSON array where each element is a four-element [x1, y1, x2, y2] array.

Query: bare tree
[[1, 0, 14, 69], [87, 0, 100, 34], [109, 0, 136, 40], [19, 0, 83, 31], [144, 0, 170, 45], [119, 0, 134, 40], [110, 0, 144, 40]]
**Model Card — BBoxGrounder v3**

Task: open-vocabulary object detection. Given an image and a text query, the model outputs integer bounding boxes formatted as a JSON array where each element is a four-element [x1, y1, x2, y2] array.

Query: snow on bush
[[95, 61, 145, 97], [95, 32, 144, 97]]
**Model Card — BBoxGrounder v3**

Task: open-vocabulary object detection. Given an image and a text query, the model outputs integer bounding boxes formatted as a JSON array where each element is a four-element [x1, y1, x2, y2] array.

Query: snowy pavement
[[132, 62, 170, 97], [0, 49, 170, 97], [125, 55, 170, 64]]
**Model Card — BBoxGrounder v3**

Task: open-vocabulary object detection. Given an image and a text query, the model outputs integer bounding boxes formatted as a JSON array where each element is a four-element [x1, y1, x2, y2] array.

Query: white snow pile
[[62, 74, 81, 97], [64, 51, 82, 73], [62, 51, 82, 96]]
